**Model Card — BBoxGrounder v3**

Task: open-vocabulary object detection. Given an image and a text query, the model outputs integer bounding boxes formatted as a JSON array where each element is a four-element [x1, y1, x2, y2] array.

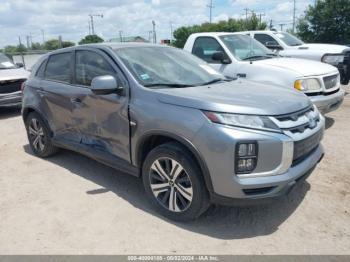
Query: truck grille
[[293, 128, 323, 163], [0, 79, 25, 94], [323, 74, 339, 90]]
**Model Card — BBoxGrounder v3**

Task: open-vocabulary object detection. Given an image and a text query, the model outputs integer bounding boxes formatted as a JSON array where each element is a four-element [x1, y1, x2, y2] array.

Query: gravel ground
[[0, 86, 349, 255]]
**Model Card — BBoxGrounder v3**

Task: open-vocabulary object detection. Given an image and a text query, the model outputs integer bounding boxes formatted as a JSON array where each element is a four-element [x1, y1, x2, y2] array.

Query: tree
[[44, 39, 75, 50], [296, 0, 350, 44], [172, 16, 267, 48], [78, 34, 104, 45], [31, 42, 44, 50], [3, 44, 27, 54]]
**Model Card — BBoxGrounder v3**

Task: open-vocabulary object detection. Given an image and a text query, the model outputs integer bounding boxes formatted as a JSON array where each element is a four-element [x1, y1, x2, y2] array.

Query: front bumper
[[0, 91, 22, 107], [310, 88, 345, 114], [192, 115, 325, 203]]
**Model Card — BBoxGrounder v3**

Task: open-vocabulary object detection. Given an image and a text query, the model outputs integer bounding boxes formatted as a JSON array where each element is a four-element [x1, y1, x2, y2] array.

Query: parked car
[[22, 43, 325, 221], [0, 53, 29, 107], [242, 30, 350, 85], [184, 32, 345, 114]]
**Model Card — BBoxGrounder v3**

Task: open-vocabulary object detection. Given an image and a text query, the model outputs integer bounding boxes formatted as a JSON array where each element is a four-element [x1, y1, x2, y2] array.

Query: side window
[[36, 59, 47, 78], [45, 53, 71, 83], [254, 34, 279, 46], [75, 50, 116, 86], [192, 37, 225, 63]]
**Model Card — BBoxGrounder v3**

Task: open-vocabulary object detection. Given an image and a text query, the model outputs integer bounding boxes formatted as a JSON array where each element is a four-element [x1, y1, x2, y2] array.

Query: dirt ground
[[0, 86, 349, 255]]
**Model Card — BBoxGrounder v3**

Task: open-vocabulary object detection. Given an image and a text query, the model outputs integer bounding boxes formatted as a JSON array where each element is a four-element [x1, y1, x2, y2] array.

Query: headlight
[[203, 111, 280, 132], [321, 54, 344, 65], [294, 78, 322, 92]]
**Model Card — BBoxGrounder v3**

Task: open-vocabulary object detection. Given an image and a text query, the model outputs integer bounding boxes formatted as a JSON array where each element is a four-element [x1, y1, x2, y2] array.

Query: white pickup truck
[[183, 32, 345, 114], [242, 30, 350, 85]]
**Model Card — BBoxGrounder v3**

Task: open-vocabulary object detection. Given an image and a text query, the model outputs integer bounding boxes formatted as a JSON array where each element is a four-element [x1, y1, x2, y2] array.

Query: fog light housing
[[235, 142, 258, 174]]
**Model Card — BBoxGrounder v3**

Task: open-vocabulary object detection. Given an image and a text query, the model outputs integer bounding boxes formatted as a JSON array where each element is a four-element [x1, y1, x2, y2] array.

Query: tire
[[25, 112, 58, 158], [142, 142, 210, 221]]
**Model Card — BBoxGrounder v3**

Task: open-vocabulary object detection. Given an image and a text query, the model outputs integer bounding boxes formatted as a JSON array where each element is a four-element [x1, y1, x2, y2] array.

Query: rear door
[[39, 51, 82, 142], [71, 48, 130, 162]]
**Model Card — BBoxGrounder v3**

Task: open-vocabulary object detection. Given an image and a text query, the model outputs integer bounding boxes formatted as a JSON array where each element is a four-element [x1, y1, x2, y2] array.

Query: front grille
[[274, 106, 312, 122], [293, 129, 323, 162], [323, 74, 339, 90], [273, 106, 319, 133], [0, 79, 25, 94]]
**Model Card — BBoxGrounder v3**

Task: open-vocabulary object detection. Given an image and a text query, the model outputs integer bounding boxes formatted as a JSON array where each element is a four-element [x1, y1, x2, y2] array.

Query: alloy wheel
[[28, 118, 45, 152], [149, 157, 193, 212]]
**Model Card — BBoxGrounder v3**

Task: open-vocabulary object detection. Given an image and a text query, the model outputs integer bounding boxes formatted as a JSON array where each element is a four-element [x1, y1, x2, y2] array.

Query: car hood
[[299, 43, 350, 53], [155, 79, 311, 116], [255, 57, 338, 77], [0, 68, 30, 81]]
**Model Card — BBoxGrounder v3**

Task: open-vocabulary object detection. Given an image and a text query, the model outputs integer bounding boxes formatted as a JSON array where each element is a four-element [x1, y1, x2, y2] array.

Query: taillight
[[21, 81, 26, 93]]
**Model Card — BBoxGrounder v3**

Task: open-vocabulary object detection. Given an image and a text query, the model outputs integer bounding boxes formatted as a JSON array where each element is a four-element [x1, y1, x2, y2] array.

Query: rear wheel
[[142, 142, 209, 221], [25, 112, 58, 157]]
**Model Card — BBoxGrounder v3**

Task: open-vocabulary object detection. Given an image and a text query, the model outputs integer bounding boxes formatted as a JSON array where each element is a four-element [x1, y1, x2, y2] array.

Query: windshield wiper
[[143, 83, 193, 88], [242, 55, 272, 61], [199, 78, 230, 86]]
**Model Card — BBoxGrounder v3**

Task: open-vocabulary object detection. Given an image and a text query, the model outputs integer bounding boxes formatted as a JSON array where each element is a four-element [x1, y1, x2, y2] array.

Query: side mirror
[[90, 75, 123, 95], [16, 62, 24, 68], [265, 41, 283, 50], [212, 51, 231, 64]]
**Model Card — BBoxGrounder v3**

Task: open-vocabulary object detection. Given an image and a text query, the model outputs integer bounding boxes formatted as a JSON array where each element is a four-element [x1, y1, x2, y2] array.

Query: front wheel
[[142, 142, 209, 221]]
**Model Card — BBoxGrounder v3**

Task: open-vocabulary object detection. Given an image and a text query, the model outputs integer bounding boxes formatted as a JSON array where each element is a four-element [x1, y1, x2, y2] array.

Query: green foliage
[[173, 14, 267, 48], [78, 34, 104, 45], [3, 44, 27, 54], [31, 42, 44, 50], [296, 0, 350, 44], [44, 39, 75, 50]]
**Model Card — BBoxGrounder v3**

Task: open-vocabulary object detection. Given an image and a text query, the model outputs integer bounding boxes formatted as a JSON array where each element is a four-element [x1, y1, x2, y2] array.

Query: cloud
[[0, 0, 314, 48]]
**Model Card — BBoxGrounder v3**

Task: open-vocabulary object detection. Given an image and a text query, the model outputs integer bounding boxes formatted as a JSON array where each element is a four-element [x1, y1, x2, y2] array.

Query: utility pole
[[26, 35, 30, 49], [41, 29, 45, 44], [278, 23, 287, 31], [292, 0, 296, 33], [269, 19, 273, 30], [170, 21, 173, 42], [243, 8, 250, 21], [207, 0, 214, 23], [119, 30, 123, 42], [152, 20, 156, 44], [88, 20, 91, 35], [257, 12, 265, 24], [89, 14, 103, 35]]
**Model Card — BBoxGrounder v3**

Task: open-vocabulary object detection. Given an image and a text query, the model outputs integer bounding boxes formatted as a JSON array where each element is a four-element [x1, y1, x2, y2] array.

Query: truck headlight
[[321, 54, 344, 65], [203, 111, 280, 132], [294, 78, 322, 92]]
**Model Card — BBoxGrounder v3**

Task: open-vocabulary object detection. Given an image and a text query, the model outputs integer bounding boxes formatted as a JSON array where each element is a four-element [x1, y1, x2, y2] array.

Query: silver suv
[[22, 43, 325, 221]]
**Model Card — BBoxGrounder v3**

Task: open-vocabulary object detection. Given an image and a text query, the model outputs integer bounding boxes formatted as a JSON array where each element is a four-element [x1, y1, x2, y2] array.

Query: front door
[[71, 48, 130, 162]]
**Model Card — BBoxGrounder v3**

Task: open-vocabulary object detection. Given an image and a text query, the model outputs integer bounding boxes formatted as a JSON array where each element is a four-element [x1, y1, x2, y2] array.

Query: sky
[[0, 0, 315, 48]]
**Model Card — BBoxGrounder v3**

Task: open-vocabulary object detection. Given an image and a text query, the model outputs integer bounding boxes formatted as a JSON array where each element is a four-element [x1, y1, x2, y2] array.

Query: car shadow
[[325, 116, 335, 129], [23, 144, 310, 240], [0, 107, 21, 120]]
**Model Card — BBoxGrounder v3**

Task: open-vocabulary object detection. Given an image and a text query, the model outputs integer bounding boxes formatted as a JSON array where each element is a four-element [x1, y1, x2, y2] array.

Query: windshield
[[114, 46, 226, 87], [274, 32, 304, 46], [0, 53, 16, 69], [219, 34, 274, 60]]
